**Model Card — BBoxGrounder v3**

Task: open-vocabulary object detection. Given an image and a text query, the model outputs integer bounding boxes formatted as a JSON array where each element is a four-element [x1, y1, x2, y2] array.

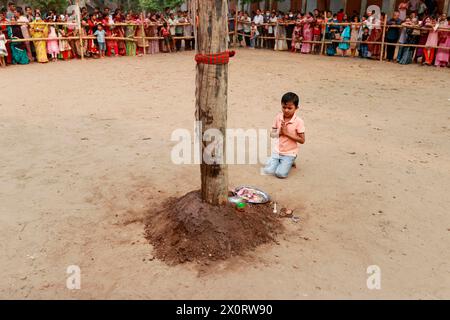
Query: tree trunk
[[195, 0, 229, 206]]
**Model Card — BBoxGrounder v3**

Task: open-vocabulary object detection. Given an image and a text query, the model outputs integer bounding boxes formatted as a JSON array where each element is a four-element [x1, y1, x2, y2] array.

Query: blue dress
[[338, 26, 351, 51]]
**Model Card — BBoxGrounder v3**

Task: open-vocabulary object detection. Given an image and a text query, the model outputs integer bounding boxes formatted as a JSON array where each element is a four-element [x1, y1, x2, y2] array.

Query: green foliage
[[29, 0, 69, 11], [139, 0, 184, 12]]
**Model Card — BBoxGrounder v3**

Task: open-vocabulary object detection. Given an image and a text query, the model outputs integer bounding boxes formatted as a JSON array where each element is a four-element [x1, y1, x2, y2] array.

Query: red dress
[[87, 19, 99, 55]]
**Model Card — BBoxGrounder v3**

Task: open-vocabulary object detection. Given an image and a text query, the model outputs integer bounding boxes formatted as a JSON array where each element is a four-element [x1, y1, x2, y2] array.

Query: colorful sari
[[29, 19, 48, 63], [125, 22, 137, 56], [301, 17, 314, 53], [7, 25, 29, 64]]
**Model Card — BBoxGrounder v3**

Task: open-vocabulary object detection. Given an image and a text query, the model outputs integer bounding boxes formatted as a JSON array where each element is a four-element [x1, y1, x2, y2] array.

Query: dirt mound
[[144, 191, 284, 265]]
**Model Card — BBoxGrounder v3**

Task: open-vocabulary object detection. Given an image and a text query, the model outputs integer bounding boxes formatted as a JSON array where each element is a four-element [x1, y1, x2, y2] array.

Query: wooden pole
[[196, 0, 229, 206], [380, 15, 387, 62], [320, 12, 327, 55], [141, 12, 146, 55], [75, 0, 84, 60], [234, 10, 238, 47]]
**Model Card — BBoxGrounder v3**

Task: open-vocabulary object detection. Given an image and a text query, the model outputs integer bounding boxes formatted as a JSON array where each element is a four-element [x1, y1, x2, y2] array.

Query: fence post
[[380, 15, 387, 62], [274, 20, 279, 50], [75, 0, 84, 60], [320, 12, 327, 55], [234, 12, 238, 48], [141, 12, 146, 55]]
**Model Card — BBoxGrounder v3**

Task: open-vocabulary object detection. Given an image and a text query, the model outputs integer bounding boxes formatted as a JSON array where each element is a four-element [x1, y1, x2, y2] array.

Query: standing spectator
[[337, 9, 345, 22], [253, 9, 264, 48], [237, 11, 244, 47], [7, 16, 29, 65], [25, 6, 34, 22], [249, 21, 259, 49], [174, 12, 184, 51], [285, 12, 295, 51], [125, 13, 137, 56], [409, 0, 419, 13], [147, 14, 160, 54], [46, 19, 60, 62], [385, 11, 402, 62], [243, 12, 251, 47], [0, 28, 7, 67], [160, 22, 172, 53], [15, 7, 33, 62], [359, 27, 370, 58], [29, 15, 48, 63], [274, 14, 288, 51], [6, 2, 15, 20], [367, 11, 382, 59], [57, 15, 72, 60], [266, 11, 277, 50], [312, 12, 323, 54], [168, 12, 177, 51], [396, 17, 411, 63], [291, 20, 302, 52], [350, 16, 360, 57], [434, 16, 450, 67], [183, 13, 193, 51], [338, 20, 351, 56], [423, 16, 439, 65], [398, 1, 408, 21], [417, 1, 427, 18], [301, 12, 314, 54]]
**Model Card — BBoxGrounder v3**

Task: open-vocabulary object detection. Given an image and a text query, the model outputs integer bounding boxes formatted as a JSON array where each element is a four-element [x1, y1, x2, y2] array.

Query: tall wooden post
[[196, 0, 229, 206], [75, 0, 84, 60], [380, 15, 387, 62], [320, 12, 327, 55], [141, 12, 146, 55]]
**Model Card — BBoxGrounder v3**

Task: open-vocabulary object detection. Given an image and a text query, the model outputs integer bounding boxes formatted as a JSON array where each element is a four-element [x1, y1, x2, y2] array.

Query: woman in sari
[[434, 17, 450, 67], [29, 16, 48, 63], [114, 12, 126, 56], [147, 14, 160, 55], [86, 14, 99, 57], [367, 12, 382, 59], [135, 14, 148, 56], [301, 12, 314, 54], [274, 14, 288, 51], [7, 17, 29, 64], [125, 13, 137, 56]]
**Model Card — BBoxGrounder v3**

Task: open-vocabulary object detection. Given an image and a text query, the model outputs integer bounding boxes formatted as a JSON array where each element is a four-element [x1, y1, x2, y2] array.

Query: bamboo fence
[[1, 14, 450, 61]]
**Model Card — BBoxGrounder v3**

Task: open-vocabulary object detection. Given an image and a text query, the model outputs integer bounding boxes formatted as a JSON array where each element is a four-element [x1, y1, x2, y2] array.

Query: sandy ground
[[1, 49, 449, 300]]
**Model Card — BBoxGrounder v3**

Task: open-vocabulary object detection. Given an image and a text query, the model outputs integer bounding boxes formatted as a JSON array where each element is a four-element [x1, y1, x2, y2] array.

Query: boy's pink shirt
[[272, 113, 305, 156]]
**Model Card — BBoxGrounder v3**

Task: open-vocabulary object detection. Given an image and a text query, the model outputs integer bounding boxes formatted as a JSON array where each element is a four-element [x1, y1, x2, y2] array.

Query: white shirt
[[243, 17, 251, 33], [269, 17, 277, 33], [253, 14, 264, 25]]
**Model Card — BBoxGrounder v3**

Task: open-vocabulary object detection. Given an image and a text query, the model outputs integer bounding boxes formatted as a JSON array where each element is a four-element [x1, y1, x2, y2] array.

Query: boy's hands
[[280, 121, 288, 136]]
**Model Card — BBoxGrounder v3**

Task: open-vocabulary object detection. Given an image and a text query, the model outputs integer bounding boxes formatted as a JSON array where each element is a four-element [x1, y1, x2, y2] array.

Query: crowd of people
[[0, 3, 195, 67], [232, 5, 450, 67], [0, 1, 449, 68]]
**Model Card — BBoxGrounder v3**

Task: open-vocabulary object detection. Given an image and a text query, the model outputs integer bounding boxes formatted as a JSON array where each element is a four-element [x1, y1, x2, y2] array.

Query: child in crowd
[[94, 24, 106, 58], [250, 22, 259, 49], [263, 92, 306, 179], [47, 23, 60, 61], [359, 27, 370, 58], [161, 23, 172, 53], [0, 29, 7, 67]]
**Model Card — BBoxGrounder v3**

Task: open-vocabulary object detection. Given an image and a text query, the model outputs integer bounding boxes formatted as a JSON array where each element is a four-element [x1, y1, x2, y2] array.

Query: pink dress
[[47, 26, 60, 55], [435, 32, 450, 66], [301, 17, 314, 53]]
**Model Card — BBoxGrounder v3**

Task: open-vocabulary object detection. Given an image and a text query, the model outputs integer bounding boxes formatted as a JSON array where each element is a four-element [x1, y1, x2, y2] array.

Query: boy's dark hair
[[281, 92, 300, 108]]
